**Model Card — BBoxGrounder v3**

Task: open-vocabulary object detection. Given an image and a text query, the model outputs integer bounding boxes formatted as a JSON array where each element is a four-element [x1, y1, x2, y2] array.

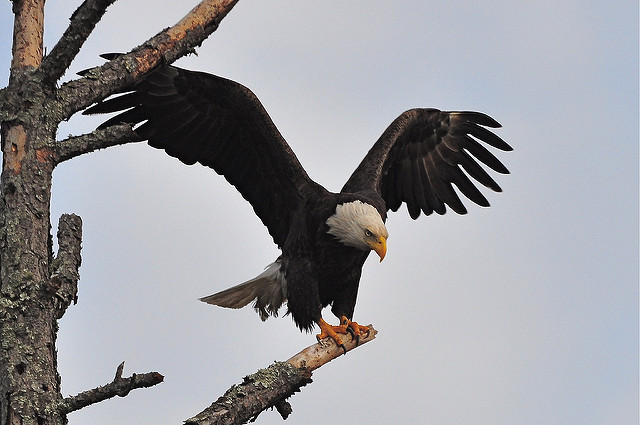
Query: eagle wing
[[342, 108, 512, 218], [84, 62, 319, 247]]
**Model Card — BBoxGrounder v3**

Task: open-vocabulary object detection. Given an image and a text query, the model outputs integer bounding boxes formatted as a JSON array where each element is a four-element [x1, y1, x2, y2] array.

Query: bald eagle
[[84, 56, 511, 350]]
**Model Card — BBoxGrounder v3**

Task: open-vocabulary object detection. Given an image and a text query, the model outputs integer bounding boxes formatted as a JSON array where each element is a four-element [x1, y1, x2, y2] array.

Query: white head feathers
[[326, 200, 388, 251]]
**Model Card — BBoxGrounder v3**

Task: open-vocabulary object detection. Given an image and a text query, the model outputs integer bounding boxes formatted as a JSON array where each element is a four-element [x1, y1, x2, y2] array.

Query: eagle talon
[[347, 325, 356, 338], [345, 325, 361, 346], [317, 317, 361, 354], [359, 325, 371, 338], [340, 316, 370, 344]]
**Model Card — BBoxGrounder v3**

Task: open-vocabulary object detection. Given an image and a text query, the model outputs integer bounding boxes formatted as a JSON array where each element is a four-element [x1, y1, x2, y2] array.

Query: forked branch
[[38, 0, 117, 85], [55, 0, 240, 122], [60, 362, 164, 414]]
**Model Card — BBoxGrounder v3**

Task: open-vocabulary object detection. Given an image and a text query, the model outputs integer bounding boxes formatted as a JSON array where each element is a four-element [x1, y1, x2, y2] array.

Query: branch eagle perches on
[[186, 326, 377, 424]]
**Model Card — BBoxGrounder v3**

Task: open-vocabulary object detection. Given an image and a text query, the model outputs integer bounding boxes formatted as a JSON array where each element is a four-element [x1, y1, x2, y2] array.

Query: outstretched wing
[[342, 108, 512, 218], [84, 61, 321, 247]]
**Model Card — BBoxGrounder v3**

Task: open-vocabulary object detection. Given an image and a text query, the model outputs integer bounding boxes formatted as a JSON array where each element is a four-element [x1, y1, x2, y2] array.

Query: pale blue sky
[[1, 1, 638, 424]]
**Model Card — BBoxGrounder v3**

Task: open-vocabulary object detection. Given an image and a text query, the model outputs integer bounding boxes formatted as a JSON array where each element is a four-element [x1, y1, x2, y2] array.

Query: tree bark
[[10, 0, 44, 83], [1, 1, 63, 423]]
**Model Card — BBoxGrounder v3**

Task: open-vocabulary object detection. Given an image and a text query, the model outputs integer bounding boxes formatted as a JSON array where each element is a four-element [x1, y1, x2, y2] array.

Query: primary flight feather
[[84, 55, 512, 350]]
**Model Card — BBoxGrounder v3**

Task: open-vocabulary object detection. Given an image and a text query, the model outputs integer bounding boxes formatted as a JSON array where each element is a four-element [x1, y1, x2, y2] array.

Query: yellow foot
[[316, 316, 371, 354], [342, 317, 371, 343], [316, 318, 347, 352]]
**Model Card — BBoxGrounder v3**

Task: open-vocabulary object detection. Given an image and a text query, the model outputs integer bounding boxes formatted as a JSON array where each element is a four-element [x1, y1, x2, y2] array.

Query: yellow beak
[[372, 236, 387, 262]]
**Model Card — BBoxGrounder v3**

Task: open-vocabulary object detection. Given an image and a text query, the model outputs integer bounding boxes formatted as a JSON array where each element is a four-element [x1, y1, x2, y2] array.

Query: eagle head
[[326, 200, 388, 261]]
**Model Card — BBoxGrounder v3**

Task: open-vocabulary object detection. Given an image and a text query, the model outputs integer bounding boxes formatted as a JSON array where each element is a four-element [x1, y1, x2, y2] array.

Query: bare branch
[[38, 0, 117, 85], [60, 362, 164, 415], [49, 214, 82, 319], [55, 0, 240, 121], [287, 325, 377, 371], [52, 124, 141, 164], [186, 326, 377, 424]]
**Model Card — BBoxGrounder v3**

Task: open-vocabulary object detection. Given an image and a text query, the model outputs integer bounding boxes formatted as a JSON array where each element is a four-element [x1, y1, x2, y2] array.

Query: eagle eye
[[365, 229, 373, 237]]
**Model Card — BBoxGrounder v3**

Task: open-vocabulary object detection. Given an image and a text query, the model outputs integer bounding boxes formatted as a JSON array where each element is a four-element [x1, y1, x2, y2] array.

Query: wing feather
[[410, 158, 430, 218], [402, 159, 420, 219], [422, 156, 448, 215], [416, 157, 437, 215], [84, 63, 322, 246], [460, 121, 512, 151], [343, 108, 511, 218], [461, 135, 510, 174], [383, 164, 401, 211], [426, 153, 467, 214]]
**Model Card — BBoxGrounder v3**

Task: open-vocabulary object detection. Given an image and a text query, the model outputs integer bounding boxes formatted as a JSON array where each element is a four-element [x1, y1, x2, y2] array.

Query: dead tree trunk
[[1, 1, 63, 424], [0, 1, 377, 424]]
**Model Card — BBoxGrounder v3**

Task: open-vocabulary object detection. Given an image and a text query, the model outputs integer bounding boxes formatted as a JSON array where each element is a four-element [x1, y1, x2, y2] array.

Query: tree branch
[[54, 0, 240, 121], [186, 326, 377, 424], [186, 362, 311, 425], [59, 362, 164, 415], [286, 325, 377, 371], [52, 124, 141, 164], [38, 0, 117, 85], [49, 214, 83, 319]]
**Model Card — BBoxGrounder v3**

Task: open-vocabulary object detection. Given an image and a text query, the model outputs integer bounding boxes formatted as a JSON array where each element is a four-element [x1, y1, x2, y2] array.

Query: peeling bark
[[10, 0, 44, 83], [3, 125, 27, 175]]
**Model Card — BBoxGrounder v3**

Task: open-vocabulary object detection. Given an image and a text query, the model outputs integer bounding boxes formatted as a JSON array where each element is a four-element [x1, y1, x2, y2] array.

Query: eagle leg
[[316, 318, 348, 354], [316, 316, 372, 353]]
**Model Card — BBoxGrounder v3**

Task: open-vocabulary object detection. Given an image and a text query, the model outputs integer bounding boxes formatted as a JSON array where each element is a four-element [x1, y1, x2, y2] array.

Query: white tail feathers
[[199, 260, 286, 321]]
